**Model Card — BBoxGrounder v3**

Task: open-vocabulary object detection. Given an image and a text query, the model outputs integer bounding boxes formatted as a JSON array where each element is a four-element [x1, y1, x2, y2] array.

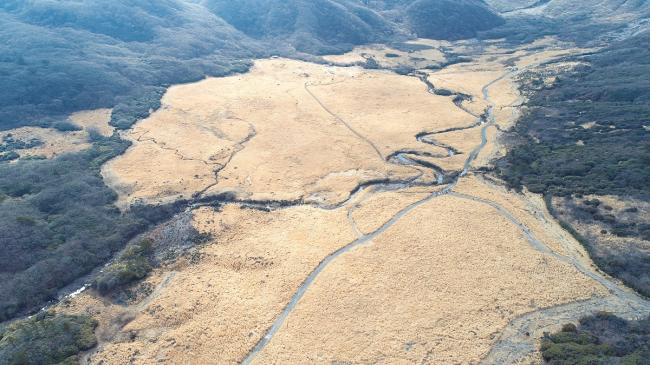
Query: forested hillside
[[482, 0, 650, 45], [205, 0, 399, 54], [402, 0, 504, 39], [0, 134, 185, 321], [497, 31, 650, 297], [0, 0, 504, 130], [0, 0, 256, 130]]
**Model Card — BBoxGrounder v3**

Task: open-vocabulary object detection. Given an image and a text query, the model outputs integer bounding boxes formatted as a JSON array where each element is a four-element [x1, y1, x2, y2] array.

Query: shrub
[[1, 135, 42, 152], [0, 311, 97, 365], [86, 128, 104, 143], [363, 57, 380, 69], [0, 151, 19, 162], [562, 323, 578, 333], [93, 239, 154, 295], [541, 313, 650, 365], [51, 121, 82, 132]]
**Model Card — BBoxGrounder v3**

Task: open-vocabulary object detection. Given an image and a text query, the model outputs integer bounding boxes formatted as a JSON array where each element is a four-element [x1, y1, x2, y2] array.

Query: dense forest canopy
[[0, 0, 504, 129]]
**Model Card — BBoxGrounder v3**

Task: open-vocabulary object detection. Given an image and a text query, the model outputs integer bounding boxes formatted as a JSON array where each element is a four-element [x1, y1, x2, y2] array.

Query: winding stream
[[67, 49, 650, 365], [237, 56, 650, 364], [238, 63, 519, 364]]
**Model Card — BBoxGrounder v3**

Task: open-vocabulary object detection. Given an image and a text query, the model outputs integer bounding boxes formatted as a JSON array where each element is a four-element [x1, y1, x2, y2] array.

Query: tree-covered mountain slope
[[0, 0, 504, 129]]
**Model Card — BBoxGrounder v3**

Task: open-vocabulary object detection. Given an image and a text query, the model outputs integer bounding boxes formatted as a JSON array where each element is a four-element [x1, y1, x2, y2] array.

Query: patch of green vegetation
[[541, 312, 650, 365], [109, 87, 165, 130], [497, 32, 650, 297], [19, 155, 46, 161], [51, 121, 82, 133], [0, 134, 43, 162], [0, 311, 97, 365], [94, 239, 154, 294], [0, 135, 42, 153], [363, 57, 380, 70], [0, 151, 19, 162], [498, 99, 650, 198], [0, 134, 184, 322]]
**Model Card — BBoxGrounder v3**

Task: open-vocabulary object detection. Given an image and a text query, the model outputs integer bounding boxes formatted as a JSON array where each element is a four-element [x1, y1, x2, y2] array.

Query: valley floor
[[46, 38, 650, 364]]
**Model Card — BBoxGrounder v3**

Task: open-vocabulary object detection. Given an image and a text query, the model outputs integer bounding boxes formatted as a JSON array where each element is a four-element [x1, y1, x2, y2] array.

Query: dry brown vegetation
[[45, 38, 630, 365], [103, 59, 472, 209], [0, 108, 113, 160], [252, 195, 604, 364]]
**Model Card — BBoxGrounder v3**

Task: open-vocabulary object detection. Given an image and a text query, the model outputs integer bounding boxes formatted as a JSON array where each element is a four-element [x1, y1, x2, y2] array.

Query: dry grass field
[[1, 108, 113, 159], [48, 38, 638, 365]]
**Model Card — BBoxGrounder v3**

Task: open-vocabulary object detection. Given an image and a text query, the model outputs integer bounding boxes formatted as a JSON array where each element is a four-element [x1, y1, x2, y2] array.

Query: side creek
[[237, 56, 650, 364], [68, 51, 650, 364]]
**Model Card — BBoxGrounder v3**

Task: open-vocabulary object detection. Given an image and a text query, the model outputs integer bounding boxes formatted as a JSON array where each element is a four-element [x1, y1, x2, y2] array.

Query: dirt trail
[[456, 186, 650, 363], [79, 272, 177, 365], [482, 295, 650, 364], [239, 58, 526, 365], [238, 54, 650, 364], [67, 46, 650, 364], [305, 82, 385, 161]]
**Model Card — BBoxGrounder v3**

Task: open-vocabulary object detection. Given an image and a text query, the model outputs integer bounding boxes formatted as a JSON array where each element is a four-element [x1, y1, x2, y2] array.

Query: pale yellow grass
[[454, 175, 582, 257], [102, 140, 216, 208], [489, 77, 522, 108], [0, 108, 113, 159], [1, 127, 89, 158], [251, 195, 605, 364], [515, 49, 585, 69], [69, 108, 114, 136], [305, 70, 475, 158], [427, 69, 504, 101], [59, 40, 613, 365], [104, 60, 411, 207], [350, 188, 433, 235], [81, 203, 359, 364], [104, 59, 479, 209]]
